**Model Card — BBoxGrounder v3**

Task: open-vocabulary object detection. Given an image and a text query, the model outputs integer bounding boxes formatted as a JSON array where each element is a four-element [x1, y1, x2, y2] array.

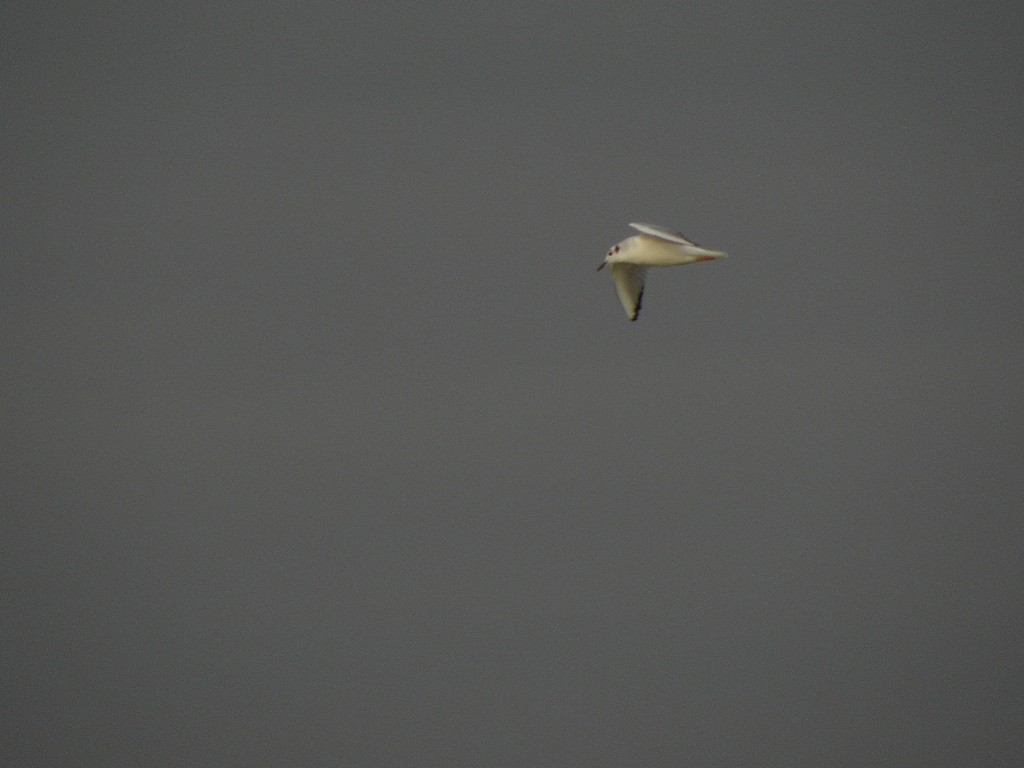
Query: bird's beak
[[597, 261, 606, 271]]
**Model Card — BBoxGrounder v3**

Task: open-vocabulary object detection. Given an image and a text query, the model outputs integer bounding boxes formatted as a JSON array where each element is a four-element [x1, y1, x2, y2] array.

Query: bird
[[597, 222, 726, 321]]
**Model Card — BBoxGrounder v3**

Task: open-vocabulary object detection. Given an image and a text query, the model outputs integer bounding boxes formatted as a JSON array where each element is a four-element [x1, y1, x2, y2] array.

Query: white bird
[[597, 222, 726, 321]]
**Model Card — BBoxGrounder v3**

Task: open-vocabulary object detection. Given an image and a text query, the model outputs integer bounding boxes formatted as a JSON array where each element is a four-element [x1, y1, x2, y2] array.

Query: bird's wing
[[629, 222, 700, 247], [610, 263, 648, 321]]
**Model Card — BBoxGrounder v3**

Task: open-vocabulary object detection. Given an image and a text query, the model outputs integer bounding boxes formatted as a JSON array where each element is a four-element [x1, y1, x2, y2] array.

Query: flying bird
[[598, 222, 726, 321]]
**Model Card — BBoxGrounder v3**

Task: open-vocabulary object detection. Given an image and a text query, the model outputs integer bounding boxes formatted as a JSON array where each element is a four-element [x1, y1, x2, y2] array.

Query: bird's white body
[[598, 222, 726, 321]]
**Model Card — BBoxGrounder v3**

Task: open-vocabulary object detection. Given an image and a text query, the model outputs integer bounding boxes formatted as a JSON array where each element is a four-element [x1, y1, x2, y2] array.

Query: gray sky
[[4, 2, 1023, 765]]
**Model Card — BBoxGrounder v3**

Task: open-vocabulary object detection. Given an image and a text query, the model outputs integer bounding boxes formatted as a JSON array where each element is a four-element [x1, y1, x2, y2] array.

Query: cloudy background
[[4, 2, 1023, 765]]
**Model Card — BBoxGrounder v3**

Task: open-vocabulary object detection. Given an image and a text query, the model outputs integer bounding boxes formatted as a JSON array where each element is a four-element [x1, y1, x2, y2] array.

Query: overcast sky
[[4, 2, 1024, 765]]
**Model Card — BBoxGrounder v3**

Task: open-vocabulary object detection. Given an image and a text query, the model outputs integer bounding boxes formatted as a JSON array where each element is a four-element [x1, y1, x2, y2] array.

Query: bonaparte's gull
[[598, 222, 726, 321]]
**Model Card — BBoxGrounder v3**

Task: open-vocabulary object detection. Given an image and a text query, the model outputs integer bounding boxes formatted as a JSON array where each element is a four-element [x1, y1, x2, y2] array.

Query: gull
[[598, 222, 726, 321]]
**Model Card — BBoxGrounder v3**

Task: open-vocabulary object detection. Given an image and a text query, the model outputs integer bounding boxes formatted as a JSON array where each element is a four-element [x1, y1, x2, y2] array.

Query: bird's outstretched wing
[[629, 222, 700, 247], [610, 263, 648, 321]]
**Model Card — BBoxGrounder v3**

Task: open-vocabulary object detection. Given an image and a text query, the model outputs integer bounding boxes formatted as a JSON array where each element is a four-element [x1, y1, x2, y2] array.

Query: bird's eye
[[614, 245, 620, 253]]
